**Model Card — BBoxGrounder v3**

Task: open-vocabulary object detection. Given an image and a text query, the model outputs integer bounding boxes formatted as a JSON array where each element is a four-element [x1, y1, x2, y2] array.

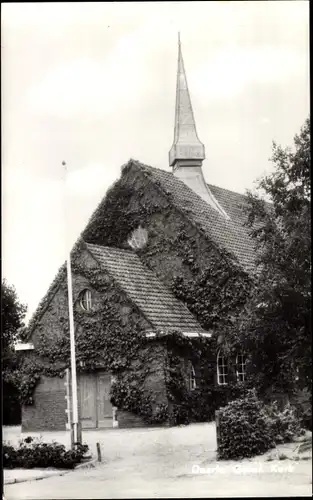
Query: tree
[[233, 117, 311, 396], [1, 279, 27, 424]]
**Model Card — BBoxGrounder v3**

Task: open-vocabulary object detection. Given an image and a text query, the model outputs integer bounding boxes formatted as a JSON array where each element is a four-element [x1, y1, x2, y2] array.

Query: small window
[[188, 361, 197, 391], [79, 289, 92, 311], [217, 350, 228, 385], [236, 353, 246, 382], [128, 226, 148, 250]]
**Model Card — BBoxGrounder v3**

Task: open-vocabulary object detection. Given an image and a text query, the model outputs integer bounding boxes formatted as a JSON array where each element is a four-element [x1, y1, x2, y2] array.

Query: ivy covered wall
[[21, 246, 170, 426], [82, 161, 253, 335], [21, 160, 255, 428], [80, 161, 254, 422]]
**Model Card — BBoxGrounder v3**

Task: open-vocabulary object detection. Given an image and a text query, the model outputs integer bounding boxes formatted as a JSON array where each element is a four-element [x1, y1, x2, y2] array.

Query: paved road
[[4, 458, 312, 499], [3, 422, 217, 461], [3, 423, 312, 498]]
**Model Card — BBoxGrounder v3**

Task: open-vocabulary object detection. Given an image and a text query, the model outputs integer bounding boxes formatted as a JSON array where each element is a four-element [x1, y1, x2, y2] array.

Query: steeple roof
[[169, 34, 205, 167]]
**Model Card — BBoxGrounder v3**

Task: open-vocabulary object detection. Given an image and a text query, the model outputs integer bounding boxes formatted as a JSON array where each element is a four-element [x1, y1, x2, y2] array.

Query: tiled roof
[[208, 184, 251, 227], [131, 160, 256, 272], [86, 243, 205, 333], [26, 158, 259, 338]]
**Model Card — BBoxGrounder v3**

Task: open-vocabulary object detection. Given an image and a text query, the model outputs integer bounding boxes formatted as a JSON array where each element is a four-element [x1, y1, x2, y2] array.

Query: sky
[[2, 1, 310, 322]]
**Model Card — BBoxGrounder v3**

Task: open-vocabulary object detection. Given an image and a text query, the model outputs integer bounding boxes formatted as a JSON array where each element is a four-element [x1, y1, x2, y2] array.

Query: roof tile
[[87, 243, 205, 333]]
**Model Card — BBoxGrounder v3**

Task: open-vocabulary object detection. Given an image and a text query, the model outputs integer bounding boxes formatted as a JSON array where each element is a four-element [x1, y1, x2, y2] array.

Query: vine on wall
[[78, 162, 252, 339], [19, 163, 254, 421], [18, 263, 147, 405], [170, 232, 252, 332], [162, 331, 250, 425]]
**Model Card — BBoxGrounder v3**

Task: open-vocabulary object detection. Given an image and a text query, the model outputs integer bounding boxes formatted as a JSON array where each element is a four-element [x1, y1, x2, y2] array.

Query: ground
[[3, 424, 312, 499]]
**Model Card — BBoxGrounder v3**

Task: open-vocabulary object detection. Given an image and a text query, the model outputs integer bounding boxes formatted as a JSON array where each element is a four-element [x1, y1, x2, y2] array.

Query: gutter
[[14, 343, 34, 351], [145, 331, 212, 339]]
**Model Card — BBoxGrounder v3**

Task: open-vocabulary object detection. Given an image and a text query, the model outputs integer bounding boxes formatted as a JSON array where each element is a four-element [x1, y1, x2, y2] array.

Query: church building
[[19, 37, 256, 431]]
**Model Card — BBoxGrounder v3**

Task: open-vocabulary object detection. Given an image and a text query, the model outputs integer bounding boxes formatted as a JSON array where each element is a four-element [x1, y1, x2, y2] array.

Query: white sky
[[1, 1, 310, 321]]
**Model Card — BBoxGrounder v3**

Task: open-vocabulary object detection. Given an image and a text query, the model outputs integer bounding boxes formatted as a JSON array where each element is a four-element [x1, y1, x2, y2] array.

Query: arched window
[[188, 361, 197, 391], [79, 289, 92, 311], [217, 350, 228, 385], [236, 353, 246, 382]]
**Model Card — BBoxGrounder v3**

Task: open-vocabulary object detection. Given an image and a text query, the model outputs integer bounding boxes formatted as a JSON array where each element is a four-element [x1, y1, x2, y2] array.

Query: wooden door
[[79, 374, 97, 429], [96, 372, 113, 428]]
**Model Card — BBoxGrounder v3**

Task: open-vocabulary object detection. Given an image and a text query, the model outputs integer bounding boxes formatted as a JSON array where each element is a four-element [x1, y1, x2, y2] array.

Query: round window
[[128, 226, 148, 250], [79, 289, 92, 311]]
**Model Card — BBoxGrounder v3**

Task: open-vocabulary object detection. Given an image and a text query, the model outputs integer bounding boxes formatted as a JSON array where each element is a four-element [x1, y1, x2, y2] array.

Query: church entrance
[[78, 371, 114, 429]]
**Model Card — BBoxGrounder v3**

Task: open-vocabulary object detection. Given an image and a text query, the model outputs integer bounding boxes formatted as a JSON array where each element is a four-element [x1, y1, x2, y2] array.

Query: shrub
[[149, 403, 169, 424], [291, 388, 312, 431], [110, 380, 153, 421], [170, 403, 190, 426], [217, 391, 275, 460], [167, 383, 249, 426], [298, 435, 312, 453], [262, 401, 302, 444], [3, 437, 89, 469]]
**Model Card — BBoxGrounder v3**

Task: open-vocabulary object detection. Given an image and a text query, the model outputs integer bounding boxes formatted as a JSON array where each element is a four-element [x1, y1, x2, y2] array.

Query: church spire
[[169, 33, 205, 169], [168, 35, 229, 219]]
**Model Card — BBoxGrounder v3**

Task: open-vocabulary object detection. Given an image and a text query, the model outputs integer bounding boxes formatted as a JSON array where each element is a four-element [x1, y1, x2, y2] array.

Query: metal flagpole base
[[71, 422, 82, 449]]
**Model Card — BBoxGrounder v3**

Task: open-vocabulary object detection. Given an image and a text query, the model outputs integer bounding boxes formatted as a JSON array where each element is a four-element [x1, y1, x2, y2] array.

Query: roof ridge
[[132, 159, 271, 209], [129, 159, 172, 176], [208, 183, 249, 198], [130, 159, 251, 200]]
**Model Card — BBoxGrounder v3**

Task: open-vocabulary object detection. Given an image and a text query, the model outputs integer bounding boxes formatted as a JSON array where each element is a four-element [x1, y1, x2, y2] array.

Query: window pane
[[80, 290, 92, 311]]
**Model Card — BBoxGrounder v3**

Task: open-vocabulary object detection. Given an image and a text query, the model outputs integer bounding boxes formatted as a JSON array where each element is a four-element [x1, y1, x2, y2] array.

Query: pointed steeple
[[168, 35, 229, 220], [169, 33, 205, 168]]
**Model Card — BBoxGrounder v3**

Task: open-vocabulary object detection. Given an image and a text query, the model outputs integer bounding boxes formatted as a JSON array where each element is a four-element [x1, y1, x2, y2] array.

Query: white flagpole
[[62, 160, 81, 447]]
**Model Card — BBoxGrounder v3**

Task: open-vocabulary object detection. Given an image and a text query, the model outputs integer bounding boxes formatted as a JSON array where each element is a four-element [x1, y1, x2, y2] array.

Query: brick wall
[[116, 410, 169, 429], [116, 411, 147, 429], [22, 376, 66, 431]]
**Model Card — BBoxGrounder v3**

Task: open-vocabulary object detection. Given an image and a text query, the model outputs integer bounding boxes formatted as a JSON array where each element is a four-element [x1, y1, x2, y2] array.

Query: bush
[[110, 380, 153, 421], [291, 388, 312, 431], [168, 383, 249, 426], [3, 381, 21, 425], [149, 403, 169, 424], [217, 391, 275, 460], [3, 437, 89, 469], [262, 401, 302, 444], [170, 403, 190, 426]]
